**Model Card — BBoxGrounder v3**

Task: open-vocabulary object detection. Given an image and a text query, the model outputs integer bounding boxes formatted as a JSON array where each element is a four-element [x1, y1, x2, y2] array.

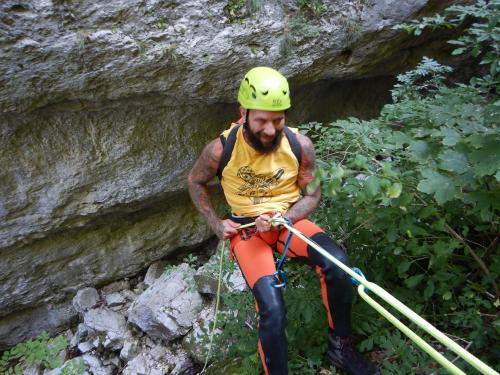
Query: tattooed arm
[[188, 138, 239, 240], [283, 133, 321, 223]]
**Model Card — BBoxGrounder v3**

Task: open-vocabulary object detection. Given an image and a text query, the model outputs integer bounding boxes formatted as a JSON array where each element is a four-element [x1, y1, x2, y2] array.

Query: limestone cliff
[[0, 0, 465, 348]]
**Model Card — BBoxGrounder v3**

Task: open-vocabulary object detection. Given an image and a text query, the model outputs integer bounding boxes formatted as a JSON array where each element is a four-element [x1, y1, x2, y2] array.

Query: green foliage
[[183, 253, 199, 268], [297, 0, 326, 17], [289, 14, 322, 38], [0, 331, 81, 374], [60, 358, 86, 375], [247, 0, 262, 14], [162, 263, 197, 292], [279, 33, 294, 58], [298, 1, 499, 372], [136, 41, 147, 58], [394, 0, 499, 89], [279, 11, 323, 58], [226, 0, 246, 21], [337, 14, 363, 48]]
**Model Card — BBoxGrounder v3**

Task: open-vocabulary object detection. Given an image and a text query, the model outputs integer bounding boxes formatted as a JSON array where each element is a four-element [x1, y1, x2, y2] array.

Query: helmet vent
[[261, 90, 269, 96], [283, 90, 287, 95], [250, 84, 257, 99]]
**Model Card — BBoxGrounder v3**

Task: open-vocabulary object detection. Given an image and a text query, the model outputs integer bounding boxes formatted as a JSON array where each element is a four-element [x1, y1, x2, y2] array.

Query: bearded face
[[243, 109, 285, 154]]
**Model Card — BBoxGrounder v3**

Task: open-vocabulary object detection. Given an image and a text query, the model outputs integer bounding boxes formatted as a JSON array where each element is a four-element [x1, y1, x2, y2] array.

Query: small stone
[[102, 280, 130, 294], [70, 323, 91, 348], [105, 292, 126, 307], [144, 261, 167, 287], [77, 341, 94, 354], [73, 288, 100, 314], [150, 344, 167, 361], [120, 289, 137, 302], [120, 338, 140, 361]]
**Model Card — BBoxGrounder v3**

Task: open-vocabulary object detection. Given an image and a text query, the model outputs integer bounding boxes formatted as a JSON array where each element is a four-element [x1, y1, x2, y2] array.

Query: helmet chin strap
[[244, 108, 250, 129]]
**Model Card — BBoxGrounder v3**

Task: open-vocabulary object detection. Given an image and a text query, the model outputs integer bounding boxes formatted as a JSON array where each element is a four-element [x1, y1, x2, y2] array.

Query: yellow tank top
[[220, 124, 301, 217]]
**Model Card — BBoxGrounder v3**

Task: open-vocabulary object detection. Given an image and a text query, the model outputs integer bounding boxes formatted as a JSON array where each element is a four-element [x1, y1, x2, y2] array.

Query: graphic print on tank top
[[236, 165, 285, 204]]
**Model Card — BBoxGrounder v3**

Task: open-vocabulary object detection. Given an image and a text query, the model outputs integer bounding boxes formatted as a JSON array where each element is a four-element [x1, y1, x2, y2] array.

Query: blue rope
[[272, 218, 293, 288]]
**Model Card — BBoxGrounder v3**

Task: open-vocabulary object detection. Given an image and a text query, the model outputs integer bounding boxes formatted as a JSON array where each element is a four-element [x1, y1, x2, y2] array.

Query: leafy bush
[[0, 331, 85, 374], [300, 1, 499, 372]]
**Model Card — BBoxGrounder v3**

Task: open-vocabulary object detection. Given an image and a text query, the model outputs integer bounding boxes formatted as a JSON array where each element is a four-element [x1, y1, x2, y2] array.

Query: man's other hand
[[220, 219, 240, 240]]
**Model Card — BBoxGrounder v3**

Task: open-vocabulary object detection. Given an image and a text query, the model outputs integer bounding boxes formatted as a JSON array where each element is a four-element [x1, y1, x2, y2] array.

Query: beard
[[243, 123, 283, 154]]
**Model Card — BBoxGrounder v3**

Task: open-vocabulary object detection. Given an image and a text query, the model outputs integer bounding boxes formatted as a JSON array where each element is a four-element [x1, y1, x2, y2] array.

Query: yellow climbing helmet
[[237, 67, 291, 111]]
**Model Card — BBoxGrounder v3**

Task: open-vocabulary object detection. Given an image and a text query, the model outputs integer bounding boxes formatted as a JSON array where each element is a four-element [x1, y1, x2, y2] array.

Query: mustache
[[244, 124, 283, 154]]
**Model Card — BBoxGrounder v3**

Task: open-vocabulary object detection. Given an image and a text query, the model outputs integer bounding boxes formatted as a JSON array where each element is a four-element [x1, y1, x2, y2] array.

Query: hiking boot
[[327, 331, 380, 375]]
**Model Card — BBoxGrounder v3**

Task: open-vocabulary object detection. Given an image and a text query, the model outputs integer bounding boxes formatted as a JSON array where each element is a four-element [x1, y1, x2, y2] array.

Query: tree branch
[[444, 222, 499, 300]]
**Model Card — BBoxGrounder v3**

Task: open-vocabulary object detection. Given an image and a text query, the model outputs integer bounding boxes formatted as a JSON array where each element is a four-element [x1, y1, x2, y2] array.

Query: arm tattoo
[[188, 138, 224, 236], [285, 134, 321, 223]]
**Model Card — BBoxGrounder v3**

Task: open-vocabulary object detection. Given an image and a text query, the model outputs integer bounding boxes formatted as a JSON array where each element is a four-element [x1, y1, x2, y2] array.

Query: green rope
[[200, 240, 227, 374], [357, 285, 466, 375], [264, 216, 498, 375]]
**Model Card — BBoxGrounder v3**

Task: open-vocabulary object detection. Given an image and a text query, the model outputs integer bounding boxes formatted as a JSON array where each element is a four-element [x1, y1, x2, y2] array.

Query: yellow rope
[[200, 240, 227, 374]]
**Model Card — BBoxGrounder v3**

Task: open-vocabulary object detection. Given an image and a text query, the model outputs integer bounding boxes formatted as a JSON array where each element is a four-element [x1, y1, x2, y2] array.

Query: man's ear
[[239, 107, 247, 118]]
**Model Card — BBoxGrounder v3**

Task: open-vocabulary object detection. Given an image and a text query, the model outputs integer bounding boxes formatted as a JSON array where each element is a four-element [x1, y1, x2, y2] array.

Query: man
[[188, 67, 379, 375]]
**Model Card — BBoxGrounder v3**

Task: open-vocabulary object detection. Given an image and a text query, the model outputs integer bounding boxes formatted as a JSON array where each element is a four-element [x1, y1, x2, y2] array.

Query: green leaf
[[387, 182, 403, 198], [408, 140, 430, 161], [387, 226, 398, 242], [440, 128, 461, 146], [365, 176, 381, 197], [417, 169, 457, 204], [424, 281, 435, 299], [326, 179, 341, 197], [452, 47, 465, 55], [469, 140, 500, 176], [398, 261, 411, 275], [331, 165, 345, 179], [393, 247, 403, 255], [443, 291, 452, 301], [380, 162, 399, 177], [406, 274, 425, 288], [391, 132, 412, 148], [351, 154, 369, 170], [438, 150, 469, 174], [465, 134, 486, 148]]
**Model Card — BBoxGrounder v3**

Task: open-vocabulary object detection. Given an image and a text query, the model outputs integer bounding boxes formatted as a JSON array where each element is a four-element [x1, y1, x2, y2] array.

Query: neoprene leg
[[307, 232, 352, 337], [252, 275, 288, 375]]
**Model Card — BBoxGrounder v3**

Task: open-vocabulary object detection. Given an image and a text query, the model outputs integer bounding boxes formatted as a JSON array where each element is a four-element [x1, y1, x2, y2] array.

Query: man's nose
[[263, 122, 276, 137]]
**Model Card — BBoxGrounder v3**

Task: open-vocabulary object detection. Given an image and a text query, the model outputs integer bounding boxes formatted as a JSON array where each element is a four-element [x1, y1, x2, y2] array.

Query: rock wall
[[0, 0, 467, 348]]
